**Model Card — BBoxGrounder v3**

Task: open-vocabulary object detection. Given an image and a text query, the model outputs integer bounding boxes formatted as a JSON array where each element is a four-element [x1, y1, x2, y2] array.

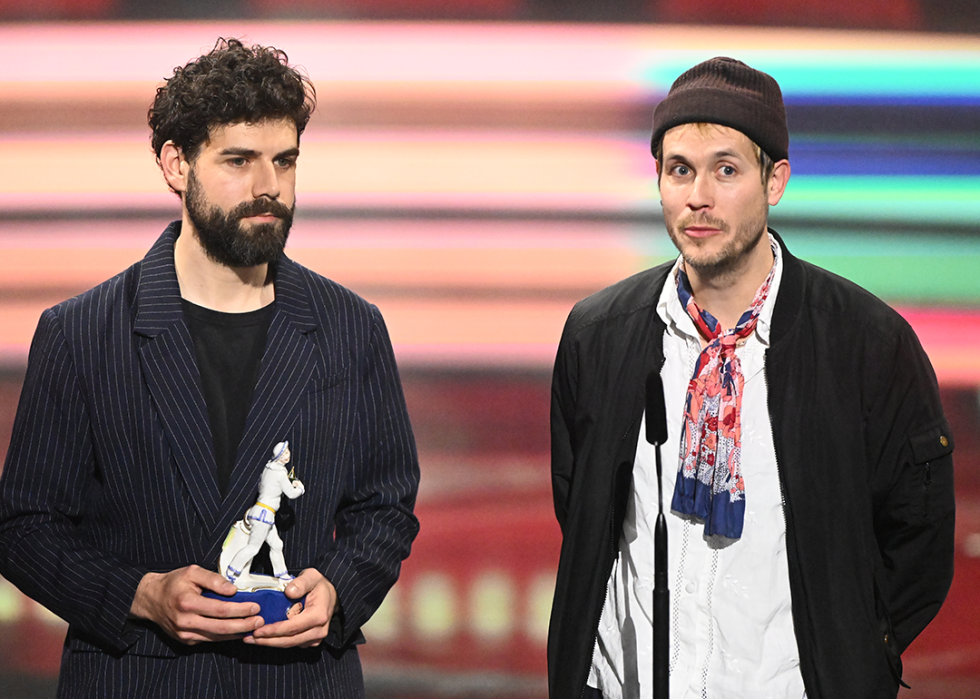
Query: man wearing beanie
[[548, 57, 954, 699]]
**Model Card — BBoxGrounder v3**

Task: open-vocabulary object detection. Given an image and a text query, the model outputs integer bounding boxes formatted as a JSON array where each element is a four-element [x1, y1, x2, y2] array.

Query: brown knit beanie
[[651, 57, 789, 162]]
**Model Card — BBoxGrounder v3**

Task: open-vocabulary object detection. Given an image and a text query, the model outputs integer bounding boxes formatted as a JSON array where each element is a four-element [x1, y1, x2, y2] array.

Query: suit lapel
[[134, 223, 222, 534], [133, 227, 324, 557], [210, 257, 320, 548]]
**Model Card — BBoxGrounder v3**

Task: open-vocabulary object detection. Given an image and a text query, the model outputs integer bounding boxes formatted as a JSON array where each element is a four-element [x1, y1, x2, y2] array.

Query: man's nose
[[687, 174, 713, 210], [252, 160, 281, 199]]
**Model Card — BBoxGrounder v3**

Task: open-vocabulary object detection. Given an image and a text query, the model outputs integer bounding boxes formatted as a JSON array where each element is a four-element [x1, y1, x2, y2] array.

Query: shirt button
[[685, 582, 696, 594]]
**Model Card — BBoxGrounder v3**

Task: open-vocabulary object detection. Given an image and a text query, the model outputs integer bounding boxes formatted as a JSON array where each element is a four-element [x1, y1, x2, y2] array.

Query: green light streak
[[637, 51, 980, 97], [773, 176, 980, 227], [775, 229, 980, 304]]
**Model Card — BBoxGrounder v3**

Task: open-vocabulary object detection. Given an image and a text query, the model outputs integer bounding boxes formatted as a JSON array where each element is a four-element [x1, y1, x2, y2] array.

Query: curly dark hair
[[148, 38, 316, 162]]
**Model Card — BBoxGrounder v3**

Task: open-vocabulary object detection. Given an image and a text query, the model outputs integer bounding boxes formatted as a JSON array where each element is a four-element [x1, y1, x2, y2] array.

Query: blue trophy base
[[204, 587, 305, 625]]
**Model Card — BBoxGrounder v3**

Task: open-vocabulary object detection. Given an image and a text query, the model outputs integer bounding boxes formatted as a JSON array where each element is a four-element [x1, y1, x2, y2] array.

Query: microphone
[[646, 371, 669, 699], [646, 372, 668, 446]]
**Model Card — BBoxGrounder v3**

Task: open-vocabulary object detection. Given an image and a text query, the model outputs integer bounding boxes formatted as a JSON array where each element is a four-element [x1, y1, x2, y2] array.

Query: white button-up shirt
[[589, 238, 806, 699]]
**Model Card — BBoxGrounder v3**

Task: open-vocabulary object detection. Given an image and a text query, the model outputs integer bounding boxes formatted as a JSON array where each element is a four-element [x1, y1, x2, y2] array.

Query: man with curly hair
[[0, 38, 420, 697]]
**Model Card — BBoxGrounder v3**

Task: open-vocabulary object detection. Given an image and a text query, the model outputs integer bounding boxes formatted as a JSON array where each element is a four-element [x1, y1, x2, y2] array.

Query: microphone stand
[[653, 434, 669, 699], [646, 371, 669, 699]]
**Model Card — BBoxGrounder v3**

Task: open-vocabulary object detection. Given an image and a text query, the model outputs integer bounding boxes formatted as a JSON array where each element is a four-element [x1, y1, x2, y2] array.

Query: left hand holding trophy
[[205, 441, 306, 624]]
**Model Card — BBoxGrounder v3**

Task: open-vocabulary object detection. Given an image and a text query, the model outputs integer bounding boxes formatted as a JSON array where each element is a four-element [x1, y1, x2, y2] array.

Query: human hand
[[129, 565, 264, 645], [245, 568, 336, 648]]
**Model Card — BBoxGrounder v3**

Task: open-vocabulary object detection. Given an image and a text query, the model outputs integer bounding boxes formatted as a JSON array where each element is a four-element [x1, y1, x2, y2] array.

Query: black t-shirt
[[181, 299, 275, 496]]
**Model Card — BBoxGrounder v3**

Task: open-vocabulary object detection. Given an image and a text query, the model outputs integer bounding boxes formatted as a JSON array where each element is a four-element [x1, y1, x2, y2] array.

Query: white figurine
[[220, 441, 305, 590]]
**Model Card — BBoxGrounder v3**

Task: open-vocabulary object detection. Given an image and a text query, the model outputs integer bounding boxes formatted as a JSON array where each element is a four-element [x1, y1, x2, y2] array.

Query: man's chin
[[675, 236, 729, 267], [673, 233, 738, 273], [201, 229, 289, 268], [237, 221, 290, 248]]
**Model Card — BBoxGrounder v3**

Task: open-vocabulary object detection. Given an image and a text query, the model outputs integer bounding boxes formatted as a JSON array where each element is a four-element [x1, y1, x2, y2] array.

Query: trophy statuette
[[204, 440, 305, 624]]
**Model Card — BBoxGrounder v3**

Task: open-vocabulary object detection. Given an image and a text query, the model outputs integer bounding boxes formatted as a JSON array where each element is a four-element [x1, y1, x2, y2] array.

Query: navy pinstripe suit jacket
[[0, 222, 420, 697]]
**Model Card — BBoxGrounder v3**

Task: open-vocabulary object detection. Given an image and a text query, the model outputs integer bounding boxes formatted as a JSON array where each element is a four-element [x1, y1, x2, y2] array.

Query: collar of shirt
[[656, 232, 785, 350]]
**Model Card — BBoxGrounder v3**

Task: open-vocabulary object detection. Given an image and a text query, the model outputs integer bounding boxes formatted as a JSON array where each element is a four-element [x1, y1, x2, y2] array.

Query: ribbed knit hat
[[651, 57, 789, 162]]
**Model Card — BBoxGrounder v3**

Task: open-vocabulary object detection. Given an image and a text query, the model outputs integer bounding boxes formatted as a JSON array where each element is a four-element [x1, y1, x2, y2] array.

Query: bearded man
[[547, 57, 954, 699], [0, 39, 419, 698]]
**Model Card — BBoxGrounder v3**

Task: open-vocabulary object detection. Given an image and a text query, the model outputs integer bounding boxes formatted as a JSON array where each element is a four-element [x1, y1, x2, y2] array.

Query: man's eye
[[228, 158, 247, 167], [672, 165, 690, 176], [721, 165, 736, 176]]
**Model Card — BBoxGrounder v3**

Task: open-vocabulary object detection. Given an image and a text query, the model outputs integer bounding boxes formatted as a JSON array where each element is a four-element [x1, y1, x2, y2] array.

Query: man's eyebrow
[[216, 147, 300, 159], [664, 149, 746, 162], [218, 147, 259, 157], [711, 148, 746, 160]]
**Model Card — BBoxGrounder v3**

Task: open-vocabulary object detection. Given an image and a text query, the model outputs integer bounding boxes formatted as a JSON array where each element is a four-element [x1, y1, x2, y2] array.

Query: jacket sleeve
[[868, 324, 955, 654], [0, 309, 148, 652], [551, 316, 580, 536], [317, 305, 420, 647]]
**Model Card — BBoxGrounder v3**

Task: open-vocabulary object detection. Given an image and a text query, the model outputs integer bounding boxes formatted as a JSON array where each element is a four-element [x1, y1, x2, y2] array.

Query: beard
[[184, 169, 294, 268], [666, 204, 768, 280]]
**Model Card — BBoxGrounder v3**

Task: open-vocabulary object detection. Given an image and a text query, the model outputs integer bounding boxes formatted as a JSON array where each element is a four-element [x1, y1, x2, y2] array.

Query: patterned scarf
[[670, 254, 777, 543]]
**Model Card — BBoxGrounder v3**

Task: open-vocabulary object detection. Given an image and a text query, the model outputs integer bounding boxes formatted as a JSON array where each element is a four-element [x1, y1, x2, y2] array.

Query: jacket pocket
[[69, 624, 178, 659], [907, 421, 955, 525], [306, 367, 349, 393]]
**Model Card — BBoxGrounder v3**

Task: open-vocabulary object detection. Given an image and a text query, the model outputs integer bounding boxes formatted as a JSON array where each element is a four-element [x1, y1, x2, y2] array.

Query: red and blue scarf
[[670, 256, 776, 543]]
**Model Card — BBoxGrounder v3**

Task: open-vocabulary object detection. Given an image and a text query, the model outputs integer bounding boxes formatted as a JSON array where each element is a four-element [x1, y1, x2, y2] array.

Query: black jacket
[[548, 231, 955, 699]]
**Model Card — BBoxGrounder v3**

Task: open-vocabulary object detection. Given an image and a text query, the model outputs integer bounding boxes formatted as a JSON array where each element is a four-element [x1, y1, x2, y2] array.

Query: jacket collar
[[132, 221, 318, 338], [767, 228, 807, 350]]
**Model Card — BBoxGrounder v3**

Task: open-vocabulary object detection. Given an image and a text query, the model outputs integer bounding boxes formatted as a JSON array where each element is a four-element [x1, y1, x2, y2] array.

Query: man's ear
[[767, 159, 791, 206], [159, 141, 189, 194]]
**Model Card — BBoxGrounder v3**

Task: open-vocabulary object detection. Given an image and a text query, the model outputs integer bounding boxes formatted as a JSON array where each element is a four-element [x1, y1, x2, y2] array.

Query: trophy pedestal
[[204, 576, 305, 625]]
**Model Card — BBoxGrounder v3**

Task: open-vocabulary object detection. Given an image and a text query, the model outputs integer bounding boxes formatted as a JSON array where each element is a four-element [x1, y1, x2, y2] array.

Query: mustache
[[679, 213, 728, 233], [231, 198, 294, 221]]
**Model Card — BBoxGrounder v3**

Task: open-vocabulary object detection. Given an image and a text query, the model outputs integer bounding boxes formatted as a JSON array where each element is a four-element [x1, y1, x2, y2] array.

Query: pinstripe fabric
[[58, 643, 366, 699], [0, 222, 419, 697]]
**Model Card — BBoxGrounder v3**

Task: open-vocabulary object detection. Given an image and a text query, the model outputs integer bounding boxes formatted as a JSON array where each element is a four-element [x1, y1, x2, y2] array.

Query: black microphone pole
[[645, 372, 669, 699]]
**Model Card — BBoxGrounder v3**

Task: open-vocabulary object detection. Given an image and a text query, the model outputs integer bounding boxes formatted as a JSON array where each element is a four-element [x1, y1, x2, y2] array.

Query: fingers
[[167, 601, 264, 644], [195, 595, 261, 621], [246, 617, 326, 648], [133, 567, 336, 647], [245, 618, 327, 648], [176, 566, 263, 637], [246, 570, 336, 648], [188, 564, 238, 597], [131, 566, 265, 645]]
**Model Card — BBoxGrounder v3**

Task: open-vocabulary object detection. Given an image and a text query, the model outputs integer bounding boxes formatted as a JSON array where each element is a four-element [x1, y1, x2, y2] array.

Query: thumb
[[285, 569, 320, 599], [195, 567, 237, 595]]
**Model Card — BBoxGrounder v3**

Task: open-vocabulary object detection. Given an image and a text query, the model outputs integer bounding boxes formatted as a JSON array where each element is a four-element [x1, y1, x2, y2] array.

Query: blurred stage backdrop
[[0, 2, 979, 698]]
